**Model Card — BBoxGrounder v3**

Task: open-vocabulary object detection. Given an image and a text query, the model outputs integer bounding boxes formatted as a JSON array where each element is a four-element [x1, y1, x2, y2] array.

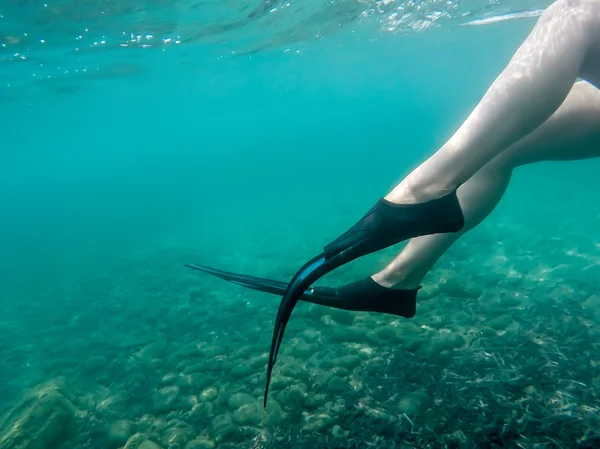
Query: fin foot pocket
[[309, 277, 419, 318]]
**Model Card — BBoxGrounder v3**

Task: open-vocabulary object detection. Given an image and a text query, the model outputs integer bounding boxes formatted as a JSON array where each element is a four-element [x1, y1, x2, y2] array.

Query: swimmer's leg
[[386, 0, 599, 205], [373, 80, 600, 289]]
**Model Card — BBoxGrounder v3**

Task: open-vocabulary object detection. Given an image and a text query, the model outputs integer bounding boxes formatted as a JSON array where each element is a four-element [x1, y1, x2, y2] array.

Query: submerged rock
[[199, 387, 218, 402], [122, 433, 149, 449], [162, 424, 193, 448], [397, 391, 431, 416], [331, 425, 350, 438], [285, 383, 307, 406], [269, 376, 294, 391], [280, 361, 309, 380], [153, 386, 180, 413], [331, 355, 361, 370], [263, 400, 283, 427], [330, 327, 366, 343], [326, 376, 349, 393], [185, 437, 216, 449], [232, 403, 262, 426], [227, 393, 255, 411], [283, 339, 314, 359], [327, 309, 356, 326], [302, 413, 333, 432], [486, 314, 513, 330], [190, 402, 214, 425], [0, 380, 76, 449], [247, 353, 269, 369], [138, 441, 162, 449], [303, 394, 328, 410], [230, 364, 254, 379], [107, 419, 136, 448]]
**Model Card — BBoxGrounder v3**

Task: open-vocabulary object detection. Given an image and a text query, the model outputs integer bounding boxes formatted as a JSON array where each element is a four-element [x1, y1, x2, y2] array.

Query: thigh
[[492, 80, 600, 170]]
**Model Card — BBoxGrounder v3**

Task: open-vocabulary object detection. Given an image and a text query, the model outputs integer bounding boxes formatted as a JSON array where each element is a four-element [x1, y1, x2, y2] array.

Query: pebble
[[108, 420, 135, 447], [153, 386, 180, 413], [397, 391, 431, 416], [232, 402, 263, 425], [331, 425, 350, 438], [185, 437, 216, 449], [304, 394, 328, 410], [138, 442, 162, 449], [200, 387, 218, 402], [227, 393, 255, 410]]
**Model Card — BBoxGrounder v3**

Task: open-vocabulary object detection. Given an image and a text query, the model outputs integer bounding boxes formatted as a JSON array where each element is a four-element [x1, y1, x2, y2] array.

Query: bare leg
[[373, 81, 600, 289], [386, 0, 600, 205]]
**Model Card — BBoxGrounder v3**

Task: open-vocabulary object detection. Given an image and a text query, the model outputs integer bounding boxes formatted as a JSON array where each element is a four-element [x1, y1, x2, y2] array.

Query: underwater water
[[2, 0, 600, 447]]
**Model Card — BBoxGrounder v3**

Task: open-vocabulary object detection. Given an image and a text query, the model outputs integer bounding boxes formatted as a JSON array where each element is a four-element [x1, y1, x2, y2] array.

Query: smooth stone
[[286, 384, 307, 406], [500, 291, 523, 307], [123, 433, 148, 449], [332, 355, 361, 370], [162, 424, 194, 448], [138, 442, 162, 449], [302, 414, 332, 432], [453, 311, 471, 325], [397, 391, 431, 416], [286, 340, 313, 359], [304, 394, 328, 410], [280, 362, 308, 380], [396, 322, 420, 335], [331, 425, 350, 438], [327, 376, 348, 393], [320, 315, 340, 328], [200, 387, 218, 402], [185, 437, 216, 449], [190, 403, 214, 424], [234, 345, 255, 359], [431, 333, 465, 352], [330, 327, 366, 343], [213, 425, 240, 444], [363, 406, 396, 424], [299, 328, 321, 342], [183, 363, 205, 375], [479, 326, 497, 338], [373, 325, 400, 341], [0, 382, 76, 449], [403, 337, 423, 353], [328, 309, 356, 326], [227, 393, 255, 410], [108, 420, 135, 447], [232, 403, 263, 426], [210, 414, 233, 433], [247, 354, 269, 369], [352, 314, 378, 329], [230, 364, 254, 378], [263, 401, 283, 427], [487, 314, 513, 330], [161, 373, 178, 385], [269, 376, 294, 391], [204, 359, 231, 372], [153, 386, 180, 413]]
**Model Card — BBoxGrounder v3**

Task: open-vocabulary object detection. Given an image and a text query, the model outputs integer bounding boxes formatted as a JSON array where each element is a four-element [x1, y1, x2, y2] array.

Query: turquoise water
[[3, 1, 600, 448]]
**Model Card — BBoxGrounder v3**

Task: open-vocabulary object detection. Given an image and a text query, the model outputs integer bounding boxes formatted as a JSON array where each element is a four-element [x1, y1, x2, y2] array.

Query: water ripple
[[0, 0, 553, 92]]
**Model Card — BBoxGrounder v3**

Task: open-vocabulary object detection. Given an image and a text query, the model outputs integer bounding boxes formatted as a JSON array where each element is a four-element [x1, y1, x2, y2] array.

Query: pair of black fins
[[185, 190, 465, 407]]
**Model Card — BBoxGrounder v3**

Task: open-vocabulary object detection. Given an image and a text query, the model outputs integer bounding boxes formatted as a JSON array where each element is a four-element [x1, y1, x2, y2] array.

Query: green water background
[[1, 16, 600, 414]]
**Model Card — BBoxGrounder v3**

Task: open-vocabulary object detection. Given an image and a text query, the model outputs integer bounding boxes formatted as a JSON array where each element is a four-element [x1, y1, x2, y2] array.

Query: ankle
[[371, 270, 422, 291], [385, 154, 461, 204], [385, 177, 458, 205]]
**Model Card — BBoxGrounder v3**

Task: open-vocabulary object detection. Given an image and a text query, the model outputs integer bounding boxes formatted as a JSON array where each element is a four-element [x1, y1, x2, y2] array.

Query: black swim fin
[[185, 263, 419, 316], [265, 190, 464, 405]]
